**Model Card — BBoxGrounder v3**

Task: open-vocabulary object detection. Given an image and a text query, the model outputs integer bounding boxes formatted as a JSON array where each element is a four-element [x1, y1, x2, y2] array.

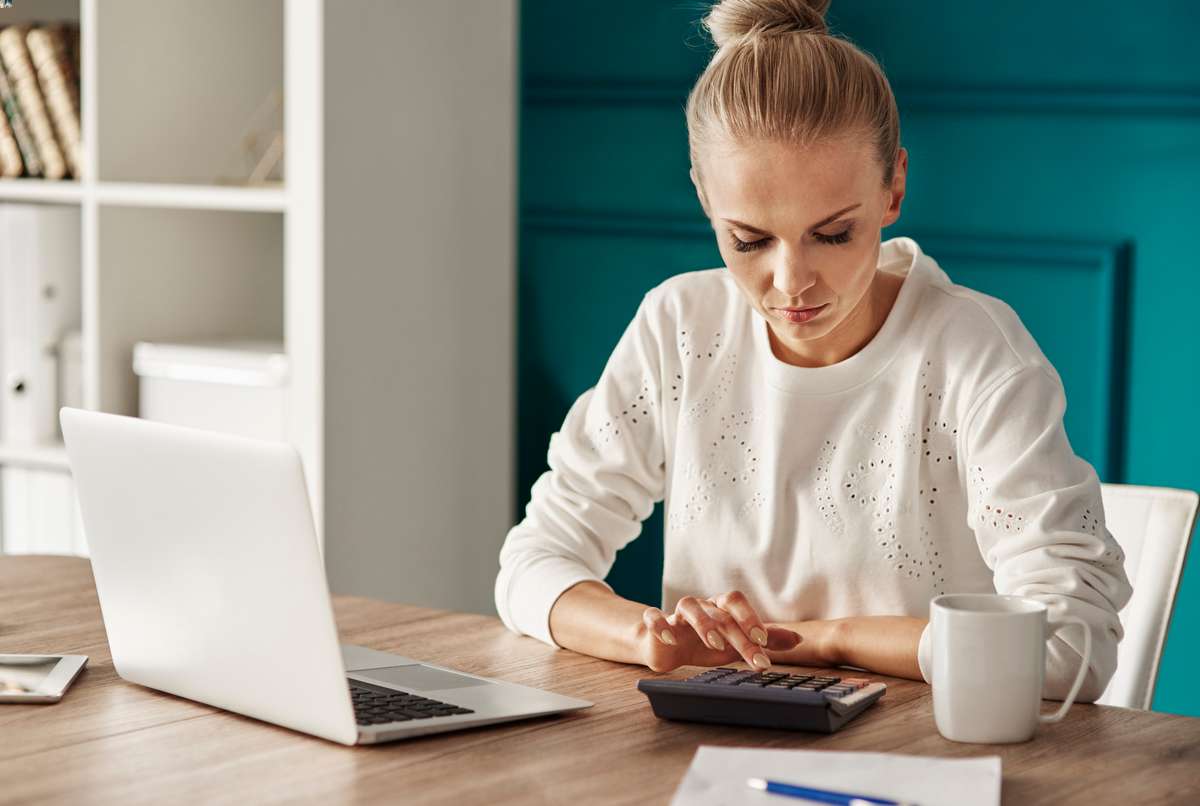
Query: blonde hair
[[686, 0, 900, 189]]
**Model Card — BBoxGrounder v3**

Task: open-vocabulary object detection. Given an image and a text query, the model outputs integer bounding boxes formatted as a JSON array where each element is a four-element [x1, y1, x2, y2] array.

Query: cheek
[[826, 243, 877, 298], [724, 257, 770, 294]]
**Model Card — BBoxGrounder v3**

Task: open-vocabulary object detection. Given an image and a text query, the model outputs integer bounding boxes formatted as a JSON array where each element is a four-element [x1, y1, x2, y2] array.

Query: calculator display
[[0, 656, 61, 694]]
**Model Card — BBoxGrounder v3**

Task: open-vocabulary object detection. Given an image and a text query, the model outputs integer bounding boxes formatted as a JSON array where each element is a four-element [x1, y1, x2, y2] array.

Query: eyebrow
[[722, 203, 862, 234]]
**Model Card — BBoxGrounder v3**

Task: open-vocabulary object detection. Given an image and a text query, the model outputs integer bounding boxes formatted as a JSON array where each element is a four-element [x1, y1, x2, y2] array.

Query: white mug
[[929, 593, 1093, 743]]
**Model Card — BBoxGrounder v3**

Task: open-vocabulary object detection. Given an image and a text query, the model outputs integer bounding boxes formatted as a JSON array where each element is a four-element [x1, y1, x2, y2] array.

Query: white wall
[[323, 1, 517, 616]]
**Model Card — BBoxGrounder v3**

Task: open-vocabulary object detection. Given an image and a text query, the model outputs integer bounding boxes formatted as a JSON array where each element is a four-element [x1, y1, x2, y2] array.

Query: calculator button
[[826, 682, 888, 715]]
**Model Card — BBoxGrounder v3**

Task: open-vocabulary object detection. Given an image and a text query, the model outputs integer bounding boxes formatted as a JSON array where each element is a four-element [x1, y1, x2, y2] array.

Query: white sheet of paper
[[670, 747, 1002, 806]]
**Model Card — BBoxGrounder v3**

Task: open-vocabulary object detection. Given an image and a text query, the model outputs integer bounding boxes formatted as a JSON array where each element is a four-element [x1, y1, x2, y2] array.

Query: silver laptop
[[60, 407, 592, 745]]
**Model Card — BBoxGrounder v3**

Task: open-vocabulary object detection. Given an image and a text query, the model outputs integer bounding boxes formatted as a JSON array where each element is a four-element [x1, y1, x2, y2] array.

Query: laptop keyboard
[[349, 679, 475, 725]]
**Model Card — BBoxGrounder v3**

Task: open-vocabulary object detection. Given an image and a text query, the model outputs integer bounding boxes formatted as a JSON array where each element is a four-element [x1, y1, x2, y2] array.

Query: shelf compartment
[[96, 205, 283, 417], [96, 0, 284, 186]]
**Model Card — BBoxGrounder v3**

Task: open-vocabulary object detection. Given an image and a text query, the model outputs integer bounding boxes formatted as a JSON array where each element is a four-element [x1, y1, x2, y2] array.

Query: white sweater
[[495, 236, 1132, 700]]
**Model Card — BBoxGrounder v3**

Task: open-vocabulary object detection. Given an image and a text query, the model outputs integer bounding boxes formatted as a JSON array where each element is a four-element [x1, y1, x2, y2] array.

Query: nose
[[772, 246, 817, 300]]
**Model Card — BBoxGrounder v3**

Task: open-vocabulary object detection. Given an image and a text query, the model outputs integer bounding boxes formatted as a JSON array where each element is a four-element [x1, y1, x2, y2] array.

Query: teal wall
[[517, 1, 1200, 716]]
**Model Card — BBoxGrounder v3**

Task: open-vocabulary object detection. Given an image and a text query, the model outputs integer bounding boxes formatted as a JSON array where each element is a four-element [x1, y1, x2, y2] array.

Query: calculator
[[636, 667, 887, 733]]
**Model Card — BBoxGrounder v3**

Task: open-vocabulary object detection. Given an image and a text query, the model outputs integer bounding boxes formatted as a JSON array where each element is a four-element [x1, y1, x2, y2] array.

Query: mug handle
[[1039, 615, 1094, 724]]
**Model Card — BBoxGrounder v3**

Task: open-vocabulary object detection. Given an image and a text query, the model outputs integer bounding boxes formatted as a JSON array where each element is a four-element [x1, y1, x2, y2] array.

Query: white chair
[[1097, 483, 1199, 709]]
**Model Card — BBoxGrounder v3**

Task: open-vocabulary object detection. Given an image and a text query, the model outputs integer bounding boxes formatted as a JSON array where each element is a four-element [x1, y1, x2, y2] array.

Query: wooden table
[[2, 556, 1198, 805]]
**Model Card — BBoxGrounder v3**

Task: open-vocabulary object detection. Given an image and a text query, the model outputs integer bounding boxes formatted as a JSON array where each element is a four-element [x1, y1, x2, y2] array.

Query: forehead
[[698, 137, 879, 222]]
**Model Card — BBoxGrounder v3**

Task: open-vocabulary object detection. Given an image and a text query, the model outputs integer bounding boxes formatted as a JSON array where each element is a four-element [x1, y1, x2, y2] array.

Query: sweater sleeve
[[926, 363, 1133, 701], [494, 293, 667, 647]]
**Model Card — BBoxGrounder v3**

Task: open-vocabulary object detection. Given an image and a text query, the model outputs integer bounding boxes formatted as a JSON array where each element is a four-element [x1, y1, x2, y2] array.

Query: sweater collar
[[751, 236, 933, 395]]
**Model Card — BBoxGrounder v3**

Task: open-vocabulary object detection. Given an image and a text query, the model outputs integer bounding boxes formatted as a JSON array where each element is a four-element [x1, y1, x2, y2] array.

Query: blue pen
[[747, 777, 919, 806]]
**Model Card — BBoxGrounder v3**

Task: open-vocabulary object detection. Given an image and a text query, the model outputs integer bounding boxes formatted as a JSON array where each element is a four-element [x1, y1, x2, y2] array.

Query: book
[[0, 85, 19, 176], [26, 24, 80, 178], [0, 25, 67, 179], [0, 39, 42, 176]]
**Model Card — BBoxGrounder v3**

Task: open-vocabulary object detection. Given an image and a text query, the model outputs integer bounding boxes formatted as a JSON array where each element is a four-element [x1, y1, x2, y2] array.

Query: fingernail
[[752, 653, 770, 670], [750, 627, 767, 646], [660, 629, 677, 646], [706, 631, 725, 651]]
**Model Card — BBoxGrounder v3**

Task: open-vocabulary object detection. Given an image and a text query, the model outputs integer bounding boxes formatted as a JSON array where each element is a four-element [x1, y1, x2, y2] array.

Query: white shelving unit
[[0, 1, 517, 618], [0, 0, 316, 530]]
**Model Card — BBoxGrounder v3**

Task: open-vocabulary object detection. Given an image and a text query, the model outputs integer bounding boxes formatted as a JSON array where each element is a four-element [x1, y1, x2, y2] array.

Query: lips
[[773, 304, 829, 323]]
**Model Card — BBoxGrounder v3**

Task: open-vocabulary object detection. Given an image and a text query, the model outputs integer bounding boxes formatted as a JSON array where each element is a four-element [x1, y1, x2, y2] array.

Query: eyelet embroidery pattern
[[1089, 544, 1125, 568], [904, 364, 956, 592], [844, 424, 897, 517], [668, 457, 720, 533], [920, 360, 945, 405], [1079, 505, 1125, 568], [916, 524, 946, 594], [669, 409, 762, 533], [969, 464, 1029, 536], [969, 464, 988, 510], [670, 322, 760, 531], [1080, 506, 1100, 536], [678, 328, 721, 361], [984, 502, 1028, 534], [920, 415, 957, 467], [854, 427, 899, 562], [860, 367, 956, 587], [847, 422, 941, 591], [738, 490, 767, 519], [584, 376, 655, 452], [814, 439, 846, 537], [684, 353, 739, 422], [716, 409, 760, 487]]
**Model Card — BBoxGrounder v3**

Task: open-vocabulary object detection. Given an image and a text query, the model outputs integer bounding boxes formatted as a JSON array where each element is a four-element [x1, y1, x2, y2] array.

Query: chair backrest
[[1097, 483, 1199, 709]]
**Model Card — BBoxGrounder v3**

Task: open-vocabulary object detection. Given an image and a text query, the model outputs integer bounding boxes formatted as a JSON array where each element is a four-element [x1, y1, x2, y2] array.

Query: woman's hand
[[639, 590, 801, 673]]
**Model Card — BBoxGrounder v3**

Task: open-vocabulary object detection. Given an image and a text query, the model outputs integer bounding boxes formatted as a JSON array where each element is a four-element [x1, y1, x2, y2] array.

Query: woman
[[496, 0, 1132, 700]]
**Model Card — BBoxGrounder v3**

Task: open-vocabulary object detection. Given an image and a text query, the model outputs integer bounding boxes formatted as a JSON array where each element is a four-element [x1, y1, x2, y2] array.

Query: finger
[[700, 600, 771, 670], [642, 607, 677, 646], [764, 625, 803, 650], [711, 590, 769, 647], [673, 596, 727, 653], [666, 609, 738, 664]]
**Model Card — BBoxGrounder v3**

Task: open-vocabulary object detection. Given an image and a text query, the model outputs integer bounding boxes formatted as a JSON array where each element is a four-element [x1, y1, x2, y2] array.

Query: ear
[[880, 147, 907, 228], [690, 167, 711, 218]]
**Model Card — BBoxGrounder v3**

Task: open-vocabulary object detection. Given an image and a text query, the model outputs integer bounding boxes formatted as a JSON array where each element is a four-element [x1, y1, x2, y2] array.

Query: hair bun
[[704, 0, 830, 48]]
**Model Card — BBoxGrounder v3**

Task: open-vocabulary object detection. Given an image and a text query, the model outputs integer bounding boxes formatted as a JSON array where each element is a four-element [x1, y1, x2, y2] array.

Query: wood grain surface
[[2, 556, 1197, 805]]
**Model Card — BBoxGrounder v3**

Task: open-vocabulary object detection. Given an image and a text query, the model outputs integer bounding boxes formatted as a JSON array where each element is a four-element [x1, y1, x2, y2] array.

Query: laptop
[[60, 407, 592, 745]]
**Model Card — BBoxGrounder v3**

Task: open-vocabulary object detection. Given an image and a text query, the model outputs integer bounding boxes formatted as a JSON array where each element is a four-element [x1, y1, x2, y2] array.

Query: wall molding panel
[[526, 78, 1200, 116]]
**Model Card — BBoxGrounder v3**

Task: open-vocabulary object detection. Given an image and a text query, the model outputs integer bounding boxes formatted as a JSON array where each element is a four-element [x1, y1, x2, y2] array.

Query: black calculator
[[637, 667, 887, 733]]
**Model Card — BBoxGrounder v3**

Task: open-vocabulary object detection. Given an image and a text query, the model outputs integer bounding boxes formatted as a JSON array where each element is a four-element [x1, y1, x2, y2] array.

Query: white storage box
[[133, 340, 289, 442]]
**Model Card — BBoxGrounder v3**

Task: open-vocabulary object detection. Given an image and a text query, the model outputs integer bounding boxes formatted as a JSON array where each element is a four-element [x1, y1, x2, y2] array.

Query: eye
[[730, 233, 769, 253], [814, 224, 854, 245]]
